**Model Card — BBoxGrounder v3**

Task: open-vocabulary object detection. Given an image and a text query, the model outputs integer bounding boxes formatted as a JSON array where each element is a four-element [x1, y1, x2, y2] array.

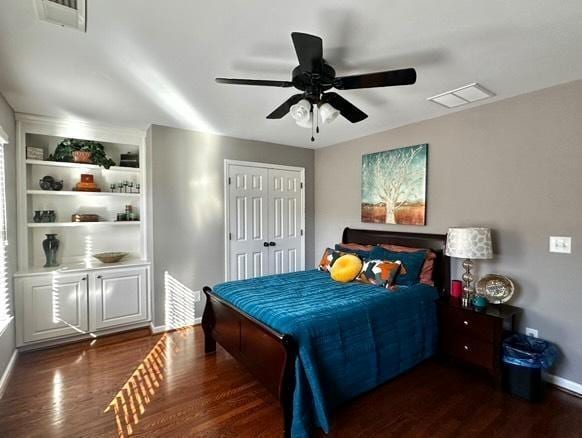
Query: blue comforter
[[213, 270, 438, 437]]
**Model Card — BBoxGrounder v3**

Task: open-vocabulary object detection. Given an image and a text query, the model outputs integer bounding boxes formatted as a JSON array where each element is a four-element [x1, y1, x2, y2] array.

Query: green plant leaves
[[49, 138, 116, 169]]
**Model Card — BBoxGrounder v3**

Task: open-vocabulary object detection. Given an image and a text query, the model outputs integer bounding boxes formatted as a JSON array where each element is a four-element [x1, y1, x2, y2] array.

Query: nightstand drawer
[[442, 332, 495, 370], [440, 305, 496, 343]]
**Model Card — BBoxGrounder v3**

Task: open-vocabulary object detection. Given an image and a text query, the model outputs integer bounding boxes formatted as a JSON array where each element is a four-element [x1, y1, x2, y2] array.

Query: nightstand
[[437, 298, 522, 381]]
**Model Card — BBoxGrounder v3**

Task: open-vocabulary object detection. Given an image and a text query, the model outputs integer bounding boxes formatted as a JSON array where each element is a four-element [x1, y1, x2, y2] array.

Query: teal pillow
[[369, 246, 427, 286]]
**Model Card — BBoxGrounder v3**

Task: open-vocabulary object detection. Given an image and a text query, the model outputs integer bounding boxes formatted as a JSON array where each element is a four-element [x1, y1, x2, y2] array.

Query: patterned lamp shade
[[445, 227, 493, 259]]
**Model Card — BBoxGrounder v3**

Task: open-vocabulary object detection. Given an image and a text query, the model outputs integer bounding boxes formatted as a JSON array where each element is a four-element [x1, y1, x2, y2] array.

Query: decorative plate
[[93, 252, 129, 264], [476, 274, 515, 304]]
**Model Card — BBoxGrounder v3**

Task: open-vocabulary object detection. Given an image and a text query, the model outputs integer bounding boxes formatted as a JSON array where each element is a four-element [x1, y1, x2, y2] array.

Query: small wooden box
[[71, 214, 99, 223]]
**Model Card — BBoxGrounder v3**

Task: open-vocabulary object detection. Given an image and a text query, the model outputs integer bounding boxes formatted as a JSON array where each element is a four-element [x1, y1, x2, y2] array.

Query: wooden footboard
[[202, 287, 297, 436]]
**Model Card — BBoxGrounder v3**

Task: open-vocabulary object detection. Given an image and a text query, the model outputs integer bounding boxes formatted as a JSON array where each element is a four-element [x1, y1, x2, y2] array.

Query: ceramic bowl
[[92, 252, 129, 263]]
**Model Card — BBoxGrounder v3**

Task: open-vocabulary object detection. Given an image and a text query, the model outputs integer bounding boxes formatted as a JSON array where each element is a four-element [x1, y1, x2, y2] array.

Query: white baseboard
[[547, 374, 582, 397], [0, 350, 18, 399], [150, 318, 202, 334]]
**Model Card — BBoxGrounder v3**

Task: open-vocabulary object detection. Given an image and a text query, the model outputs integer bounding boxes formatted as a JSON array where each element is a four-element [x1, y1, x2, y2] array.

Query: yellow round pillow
[[330, 254, 363, 283]]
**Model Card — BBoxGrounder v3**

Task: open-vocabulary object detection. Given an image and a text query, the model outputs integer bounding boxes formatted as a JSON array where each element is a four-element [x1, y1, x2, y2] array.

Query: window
[[0, 127, 11, 331]]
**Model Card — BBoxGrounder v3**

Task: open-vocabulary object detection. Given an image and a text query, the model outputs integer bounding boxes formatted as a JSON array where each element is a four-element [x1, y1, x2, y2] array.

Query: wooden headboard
[[342, 227, 450, 296]]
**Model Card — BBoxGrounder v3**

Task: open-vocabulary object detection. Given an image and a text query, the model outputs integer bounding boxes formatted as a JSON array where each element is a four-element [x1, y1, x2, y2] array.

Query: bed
[[202, 228, 450, 437]]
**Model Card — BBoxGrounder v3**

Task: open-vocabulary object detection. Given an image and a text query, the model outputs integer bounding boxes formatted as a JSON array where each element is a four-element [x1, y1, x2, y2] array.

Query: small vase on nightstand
[[42, 234, 60, 268]]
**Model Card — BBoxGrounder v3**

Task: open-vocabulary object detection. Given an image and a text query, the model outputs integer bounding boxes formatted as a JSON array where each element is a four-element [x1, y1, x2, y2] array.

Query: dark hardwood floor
[[0, 326, 580, 437]]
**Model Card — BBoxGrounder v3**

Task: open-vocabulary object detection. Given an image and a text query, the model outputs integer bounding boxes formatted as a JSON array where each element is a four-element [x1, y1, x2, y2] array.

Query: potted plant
[[49, 138, 116, 169]]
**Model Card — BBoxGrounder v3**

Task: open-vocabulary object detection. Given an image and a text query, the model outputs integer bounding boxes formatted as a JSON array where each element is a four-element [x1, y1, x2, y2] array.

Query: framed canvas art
[[361, 143, 428, 225]]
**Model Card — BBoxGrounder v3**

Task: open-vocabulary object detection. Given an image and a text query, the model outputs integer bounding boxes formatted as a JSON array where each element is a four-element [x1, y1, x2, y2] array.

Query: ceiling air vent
[[35, 0, 86, 32], [427, 83, 495, 109]]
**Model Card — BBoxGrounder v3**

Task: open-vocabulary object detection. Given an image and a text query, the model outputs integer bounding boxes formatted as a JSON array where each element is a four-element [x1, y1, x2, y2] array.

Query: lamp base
[[461, 258, 474, 307]]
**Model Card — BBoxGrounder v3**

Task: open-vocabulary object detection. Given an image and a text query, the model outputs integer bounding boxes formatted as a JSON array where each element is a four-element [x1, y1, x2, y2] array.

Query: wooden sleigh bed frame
[[202, 228, 450, 436]]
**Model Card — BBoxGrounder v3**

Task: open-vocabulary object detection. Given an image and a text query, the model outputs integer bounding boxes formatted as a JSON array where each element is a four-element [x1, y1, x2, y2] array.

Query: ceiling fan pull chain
[[316, 104, 320, 134], [311, 104, 315, 142]]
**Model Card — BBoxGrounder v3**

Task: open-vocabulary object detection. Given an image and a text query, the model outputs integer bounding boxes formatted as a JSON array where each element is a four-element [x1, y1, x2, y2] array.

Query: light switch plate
[[549, 236, 572, 254]]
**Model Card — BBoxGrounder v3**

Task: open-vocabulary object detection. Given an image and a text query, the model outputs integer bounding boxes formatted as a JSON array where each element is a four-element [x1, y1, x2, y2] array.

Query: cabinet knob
[[82, 276, 87, 281], [463, 320, 469, 326], [464, 345, 470, 351], [97, 275, 102, 279]]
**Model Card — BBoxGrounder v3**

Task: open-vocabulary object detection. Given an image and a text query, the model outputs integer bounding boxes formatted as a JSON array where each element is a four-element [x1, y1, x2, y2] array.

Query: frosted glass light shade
[[295, 112, 312, 128], [290, 99, 311, 123], [445, 227, 493, 259], [319, 103, 339, 124]]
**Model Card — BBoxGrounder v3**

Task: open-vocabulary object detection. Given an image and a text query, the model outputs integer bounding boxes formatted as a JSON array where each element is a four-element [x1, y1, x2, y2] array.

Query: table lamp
[[445, 227, 493, 304]]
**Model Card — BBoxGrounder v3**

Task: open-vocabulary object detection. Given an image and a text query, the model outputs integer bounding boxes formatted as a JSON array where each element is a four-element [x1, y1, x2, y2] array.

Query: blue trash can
[[502, 334, 558, 402]]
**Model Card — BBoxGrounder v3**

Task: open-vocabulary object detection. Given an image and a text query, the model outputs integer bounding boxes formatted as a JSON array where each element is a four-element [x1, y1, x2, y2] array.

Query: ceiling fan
[[216, 32, 417, 141]]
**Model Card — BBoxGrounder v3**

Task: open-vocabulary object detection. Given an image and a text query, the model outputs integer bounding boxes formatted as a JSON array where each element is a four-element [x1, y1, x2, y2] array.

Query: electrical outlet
[[549, 236, 572, 254], [525, 327, 538, 338]]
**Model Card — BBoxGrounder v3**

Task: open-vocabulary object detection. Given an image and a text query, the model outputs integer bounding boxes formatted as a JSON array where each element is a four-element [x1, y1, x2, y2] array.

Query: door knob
[[263, 242, 269, 247], [269, 242, 276, 246]]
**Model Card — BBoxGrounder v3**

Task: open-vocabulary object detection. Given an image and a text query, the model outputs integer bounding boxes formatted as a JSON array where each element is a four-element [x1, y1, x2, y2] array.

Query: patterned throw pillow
[[318, 248, 348, 272], [356, 259, 402, 288]]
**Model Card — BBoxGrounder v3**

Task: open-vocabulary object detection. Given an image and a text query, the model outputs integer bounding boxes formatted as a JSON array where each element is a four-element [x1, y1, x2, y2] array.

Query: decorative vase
[[42, 234, 60, 268], [72, 150, 93, 164], [33, 211, 42, 223], [39, 175, 54, 190], [51, 180, 64, 191], [472, 295, 489, 312]]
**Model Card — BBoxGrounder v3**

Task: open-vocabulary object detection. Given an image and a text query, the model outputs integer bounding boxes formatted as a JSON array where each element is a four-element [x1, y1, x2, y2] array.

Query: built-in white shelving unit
[[16, 114, 149, 269], [14, 114, 152, 349]]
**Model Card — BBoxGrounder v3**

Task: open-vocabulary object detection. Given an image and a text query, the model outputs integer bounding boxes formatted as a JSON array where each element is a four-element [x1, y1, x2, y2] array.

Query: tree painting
[[361, 144, 427, 225]]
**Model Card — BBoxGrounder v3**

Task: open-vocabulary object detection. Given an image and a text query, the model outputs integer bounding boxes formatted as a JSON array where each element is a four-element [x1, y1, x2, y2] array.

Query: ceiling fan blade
[[291, 32, 323, 74], [323, 92, 368, 123], [266, 94, 305, 119], [333, 68, 416, 90], [215, 78, 293, 88]]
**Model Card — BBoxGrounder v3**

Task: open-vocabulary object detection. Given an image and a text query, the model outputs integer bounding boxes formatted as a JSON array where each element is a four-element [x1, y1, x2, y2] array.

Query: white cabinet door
[[268, 168, 304, 275], [90, 266, 148, 331], [20, 272, 89, 343], [227, 165, 270, 281]]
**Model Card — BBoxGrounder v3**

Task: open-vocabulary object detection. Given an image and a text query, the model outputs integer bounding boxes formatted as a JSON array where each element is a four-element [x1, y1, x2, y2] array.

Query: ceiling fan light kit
[[290, 99, 312, 124], [216, 32, 417, 142], [319, 103, 339, 125]]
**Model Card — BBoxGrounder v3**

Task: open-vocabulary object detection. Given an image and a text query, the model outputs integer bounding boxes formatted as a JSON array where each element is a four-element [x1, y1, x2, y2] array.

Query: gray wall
[[0, 93, 16, 380], [315, 80, 582, 384], [150, 125, 315, 326]]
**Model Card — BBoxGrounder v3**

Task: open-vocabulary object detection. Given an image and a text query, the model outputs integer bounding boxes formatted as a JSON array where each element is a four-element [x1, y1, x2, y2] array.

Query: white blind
[[0, 142, 10, 323]]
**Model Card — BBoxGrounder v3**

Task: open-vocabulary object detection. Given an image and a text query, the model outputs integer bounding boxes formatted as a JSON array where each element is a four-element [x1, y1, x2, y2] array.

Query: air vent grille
[[427, 83, 495, 109], [36, 0, 86, 32], [48, 0, 78, 10]]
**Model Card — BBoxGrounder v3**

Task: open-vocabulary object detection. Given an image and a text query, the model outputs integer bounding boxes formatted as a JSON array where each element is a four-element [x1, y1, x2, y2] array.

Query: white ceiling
[[1, 1, 582, 148]]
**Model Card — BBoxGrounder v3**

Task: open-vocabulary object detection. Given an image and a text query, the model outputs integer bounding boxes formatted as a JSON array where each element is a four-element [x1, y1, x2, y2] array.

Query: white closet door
[[228, 165, 269, 281], [268, 168, 303, 275]]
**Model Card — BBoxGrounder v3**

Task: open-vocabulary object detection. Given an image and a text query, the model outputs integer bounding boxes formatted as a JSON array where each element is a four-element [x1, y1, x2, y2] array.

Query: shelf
[[15, 258, 151, 277], [28, 221, 140, 228], [27, 190, 140, 197], [26, 159, 140, 173]]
